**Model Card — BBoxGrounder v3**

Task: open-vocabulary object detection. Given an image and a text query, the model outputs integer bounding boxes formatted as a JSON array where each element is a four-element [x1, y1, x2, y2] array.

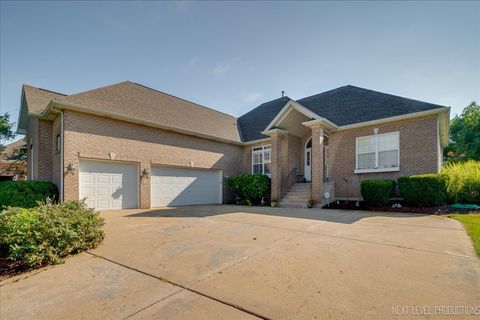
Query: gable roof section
[[237, 97, 291, 142], [239, 85, 448, 142], [297, 85, 447, 126], [23, 85, 66, 113], [29, 81, 242, 143]]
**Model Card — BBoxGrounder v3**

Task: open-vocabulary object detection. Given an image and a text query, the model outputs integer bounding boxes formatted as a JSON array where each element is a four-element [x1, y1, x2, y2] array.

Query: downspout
[[60, 110, 64, 203]]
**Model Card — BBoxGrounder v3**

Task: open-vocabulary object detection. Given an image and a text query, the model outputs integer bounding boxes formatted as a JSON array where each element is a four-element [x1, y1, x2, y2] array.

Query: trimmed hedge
[[442, 160, 480, 204], [228, 174, 270, 205], [0, 180, 58, 209], [0, 200, 104, 267], [398, 174, 446, 207], [360, 179, 394, 206]]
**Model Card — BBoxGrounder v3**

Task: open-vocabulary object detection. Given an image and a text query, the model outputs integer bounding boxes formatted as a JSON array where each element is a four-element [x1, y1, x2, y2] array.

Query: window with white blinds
[[356, 132, 399, 172], [252, 145, 271, 176]]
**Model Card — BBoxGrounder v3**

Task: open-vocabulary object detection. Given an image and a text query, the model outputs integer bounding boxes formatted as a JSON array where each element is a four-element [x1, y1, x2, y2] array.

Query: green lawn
[[449, 214, 480, 256]]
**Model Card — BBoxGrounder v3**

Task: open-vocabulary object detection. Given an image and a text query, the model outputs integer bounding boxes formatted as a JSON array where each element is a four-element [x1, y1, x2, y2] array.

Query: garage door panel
[[151, 166, 221, 207], [79, 160, 138, 210]]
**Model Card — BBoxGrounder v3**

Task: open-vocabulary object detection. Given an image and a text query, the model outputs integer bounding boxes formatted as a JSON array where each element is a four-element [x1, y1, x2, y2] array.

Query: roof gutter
[[33, 100, 244, 146]]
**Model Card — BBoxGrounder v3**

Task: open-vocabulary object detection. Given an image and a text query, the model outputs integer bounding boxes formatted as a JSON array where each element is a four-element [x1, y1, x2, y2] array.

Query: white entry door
[[304, 137, 312, 182], [79, 160, 138, 210], [151, 166, 222, 207]]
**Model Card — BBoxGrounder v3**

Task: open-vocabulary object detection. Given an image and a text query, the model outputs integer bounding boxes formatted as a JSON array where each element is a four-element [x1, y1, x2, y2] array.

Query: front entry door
[[304, 137, 312, 182]]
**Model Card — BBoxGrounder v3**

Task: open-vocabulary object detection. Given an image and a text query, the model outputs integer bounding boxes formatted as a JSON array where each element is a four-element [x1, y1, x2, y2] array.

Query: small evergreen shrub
[[0, 180, 58, 209], [228, 174, 270, 205], [442, 160, 480, 204], [398, 174, 446, 207], [0, 200, 104, 267], [360, 179, 394, 206]]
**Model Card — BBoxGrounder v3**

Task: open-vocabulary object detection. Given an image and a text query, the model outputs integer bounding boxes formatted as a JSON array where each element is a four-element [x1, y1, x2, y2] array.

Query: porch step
[[278, 183, 311, 208]]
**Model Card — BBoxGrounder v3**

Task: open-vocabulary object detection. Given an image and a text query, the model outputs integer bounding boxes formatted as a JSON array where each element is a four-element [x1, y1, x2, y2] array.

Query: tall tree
[[446, 101, 480, 161]]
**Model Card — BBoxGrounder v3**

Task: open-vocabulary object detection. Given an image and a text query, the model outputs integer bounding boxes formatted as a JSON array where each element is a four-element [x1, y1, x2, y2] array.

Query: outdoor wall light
[[66, 163, 77, 175], [142, 168, 151, 178]]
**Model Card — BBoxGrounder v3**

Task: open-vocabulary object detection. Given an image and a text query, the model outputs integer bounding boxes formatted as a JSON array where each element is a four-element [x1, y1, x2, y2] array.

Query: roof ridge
[[297, 85, 350, 102], [131, 82, 238, 120], [339, 85, 447, 107], [64, 81, 132, 97], [23, 84, 67, 96], [238, 96, 291, 119]]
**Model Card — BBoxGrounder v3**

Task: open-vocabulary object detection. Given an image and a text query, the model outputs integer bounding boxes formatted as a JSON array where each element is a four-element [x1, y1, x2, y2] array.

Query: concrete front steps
[[278, 183, 311, 208]]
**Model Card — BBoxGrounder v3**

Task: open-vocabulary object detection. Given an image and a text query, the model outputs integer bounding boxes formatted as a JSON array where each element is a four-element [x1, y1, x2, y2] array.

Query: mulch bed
[[0, 254, 31, 280], [322, 200, 480, 215]]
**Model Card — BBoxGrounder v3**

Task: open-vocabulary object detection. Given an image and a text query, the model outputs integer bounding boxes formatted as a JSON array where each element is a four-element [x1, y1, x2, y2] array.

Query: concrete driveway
[[1, 206, 479, 319]]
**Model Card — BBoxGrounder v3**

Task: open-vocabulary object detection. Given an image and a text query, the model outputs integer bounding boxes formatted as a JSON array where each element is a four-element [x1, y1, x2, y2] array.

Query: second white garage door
[[151, 166, 222, 207]]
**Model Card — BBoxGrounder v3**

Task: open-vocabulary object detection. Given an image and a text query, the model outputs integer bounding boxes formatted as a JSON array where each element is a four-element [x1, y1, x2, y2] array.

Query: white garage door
[[79, 160, 138, 210], [151, 166, 222, 207]]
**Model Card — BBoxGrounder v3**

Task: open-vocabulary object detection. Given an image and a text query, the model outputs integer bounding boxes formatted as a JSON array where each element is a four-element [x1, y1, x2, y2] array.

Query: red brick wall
[[329, 115, 440, 198], [62, 110, 244, 208]]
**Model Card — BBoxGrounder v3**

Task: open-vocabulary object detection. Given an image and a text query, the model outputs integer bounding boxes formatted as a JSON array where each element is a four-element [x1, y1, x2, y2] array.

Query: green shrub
[[0, 180, 58, 209], [228, 174, 270, 205], [398, 174, 446, 206], [0, 200, 104, 267], [442, 160, 480, 204], [360, 179, 394, 206]]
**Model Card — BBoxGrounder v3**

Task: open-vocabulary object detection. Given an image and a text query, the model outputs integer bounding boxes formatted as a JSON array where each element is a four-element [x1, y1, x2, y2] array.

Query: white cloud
[[244, 92, 263, 103], [212, 63, 230, 78]]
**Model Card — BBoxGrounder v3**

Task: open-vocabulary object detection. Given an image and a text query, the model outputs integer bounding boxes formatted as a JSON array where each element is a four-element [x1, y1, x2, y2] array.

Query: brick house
[[17, 81, 449, 209]]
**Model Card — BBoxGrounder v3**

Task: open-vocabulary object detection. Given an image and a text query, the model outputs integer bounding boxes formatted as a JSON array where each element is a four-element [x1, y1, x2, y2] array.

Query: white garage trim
[[151, 165, 222, 207], [79, 159, 140, 210]]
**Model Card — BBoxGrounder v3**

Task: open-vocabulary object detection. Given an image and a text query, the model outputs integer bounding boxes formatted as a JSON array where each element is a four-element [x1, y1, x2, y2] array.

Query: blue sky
[[1, 1, 479, 137]]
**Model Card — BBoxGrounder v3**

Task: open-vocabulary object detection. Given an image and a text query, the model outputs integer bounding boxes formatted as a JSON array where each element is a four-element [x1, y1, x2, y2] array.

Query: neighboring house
[[17, 81, 449, 209], [0, 139, 27, 181]]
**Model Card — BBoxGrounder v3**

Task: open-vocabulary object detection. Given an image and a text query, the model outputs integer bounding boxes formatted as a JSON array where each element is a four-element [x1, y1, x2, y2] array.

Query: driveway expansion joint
[[220, 217, 480, 261], [86, 252, 268, 320]]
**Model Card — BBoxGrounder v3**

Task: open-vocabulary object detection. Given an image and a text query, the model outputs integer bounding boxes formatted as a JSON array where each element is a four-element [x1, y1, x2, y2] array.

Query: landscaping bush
[[228, 174, 270, 205], [360, 179, 394, 206], [442, 160, 480, 204], [398, 174, 446, 207], [0, 180, 58, 209], [0, 200, 104, 267]]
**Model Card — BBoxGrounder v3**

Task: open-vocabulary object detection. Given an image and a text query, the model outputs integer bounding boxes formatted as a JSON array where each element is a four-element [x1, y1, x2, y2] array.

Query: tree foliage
[[446, 102, 480, 161], [0, 113, 15, 153]]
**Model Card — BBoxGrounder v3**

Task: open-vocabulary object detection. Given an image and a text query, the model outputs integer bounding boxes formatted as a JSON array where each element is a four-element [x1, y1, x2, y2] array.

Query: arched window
[[306, 138, 312, 148]]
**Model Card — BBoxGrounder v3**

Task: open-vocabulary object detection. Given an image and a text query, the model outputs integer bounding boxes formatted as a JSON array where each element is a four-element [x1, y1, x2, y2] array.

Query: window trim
[[354, 131, 400, 174], [251, 144, 271, 176]]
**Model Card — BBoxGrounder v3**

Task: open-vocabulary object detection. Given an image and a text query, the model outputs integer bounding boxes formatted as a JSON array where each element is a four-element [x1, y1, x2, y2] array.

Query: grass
[[449, 214, 480, 256]]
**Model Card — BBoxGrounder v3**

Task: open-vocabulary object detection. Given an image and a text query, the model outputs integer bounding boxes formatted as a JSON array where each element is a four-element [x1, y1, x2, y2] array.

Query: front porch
[[261, 101, 336, 207]]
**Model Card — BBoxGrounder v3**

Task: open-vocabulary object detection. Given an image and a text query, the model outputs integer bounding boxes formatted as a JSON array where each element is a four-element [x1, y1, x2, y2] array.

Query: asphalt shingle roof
[[22, 82, 446, 144], [239, 85, 446, 142], [237, 97, 291, 142], [23, 85, 66, 113]]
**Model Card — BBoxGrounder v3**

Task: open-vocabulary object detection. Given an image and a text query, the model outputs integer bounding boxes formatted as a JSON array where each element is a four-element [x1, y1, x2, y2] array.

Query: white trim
[[16, 89, 27, 134], [243, 137, 271, 145], [354, 167, 400, 174], [261, 128, 288, 136], [304, 137, 312, 182], [355, 131, 400, 173], [338, 107, 450, 131], [263, 100, 321, 133], [302, 118, 338, 131], [251, 144, 271, 176]]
